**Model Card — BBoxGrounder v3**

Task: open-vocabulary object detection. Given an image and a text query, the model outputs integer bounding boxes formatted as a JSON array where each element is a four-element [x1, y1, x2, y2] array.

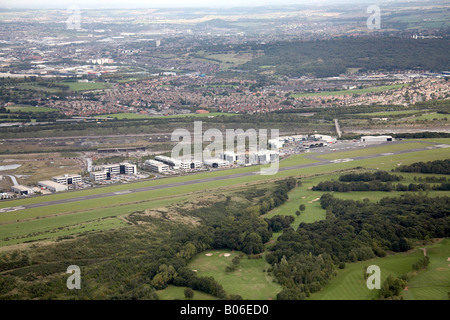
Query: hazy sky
[[0, 0, 369, 9]]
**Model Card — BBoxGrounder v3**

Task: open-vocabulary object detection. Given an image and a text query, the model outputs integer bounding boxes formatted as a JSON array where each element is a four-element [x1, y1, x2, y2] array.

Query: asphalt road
[[2, 143, 447, 213]]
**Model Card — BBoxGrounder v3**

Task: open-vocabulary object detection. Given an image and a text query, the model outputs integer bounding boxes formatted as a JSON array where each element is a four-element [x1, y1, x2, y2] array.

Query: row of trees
[[339, 171, 403, 182], [396, 159, 450, 175], [312, 180, 398, 192]]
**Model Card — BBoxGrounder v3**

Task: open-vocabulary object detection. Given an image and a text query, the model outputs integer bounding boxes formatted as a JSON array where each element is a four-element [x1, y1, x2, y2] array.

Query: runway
[[2, 142, 447, 213]]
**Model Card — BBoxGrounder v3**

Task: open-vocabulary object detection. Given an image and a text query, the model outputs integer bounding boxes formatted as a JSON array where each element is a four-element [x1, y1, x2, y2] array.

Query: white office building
[[90, 171, 109, 182], [52, 174, 82, 185], [145, 160, 170, 173], [101, 163, 137, 175]]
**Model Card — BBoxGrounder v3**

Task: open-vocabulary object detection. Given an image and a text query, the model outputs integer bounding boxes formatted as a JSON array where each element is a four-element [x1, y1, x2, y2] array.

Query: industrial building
[[203, 158, 230, 168], [11, 185, 34, 196], [52, 174, 82, 185], [361, 136, 394, 142], [38, 181, 68, 193], [154, 156, 202, 171], [145, 160, 169, 173], [310, 134, 335, 144], [219, 151, 247, 165], [249, 151, 279, 165], [155, 156, 181, 168]]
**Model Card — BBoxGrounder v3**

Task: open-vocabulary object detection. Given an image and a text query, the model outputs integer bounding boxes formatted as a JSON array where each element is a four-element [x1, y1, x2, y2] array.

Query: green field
[[358, 110, 423, 117], [156, 285, 217, 300], [310, 239, 450, 300], [262, 174, 333, 241], [57, 82, 110, 91], [6, 106, 59, 113], [412, 113, 449, 121], [316, 141, 436, 160], [187, 249, 281, 300], [262, 170, 449, 243], [291, 84, 409, 98], [404, 240, 450, 300], [100, 112, 238, 120]]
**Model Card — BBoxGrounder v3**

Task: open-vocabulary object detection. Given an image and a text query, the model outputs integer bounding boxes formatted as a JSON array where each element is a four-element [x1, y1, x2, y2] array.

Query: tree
[[184, 288, 194, 300], [299, 204, 306, 211], [295, 210, 301, 217]]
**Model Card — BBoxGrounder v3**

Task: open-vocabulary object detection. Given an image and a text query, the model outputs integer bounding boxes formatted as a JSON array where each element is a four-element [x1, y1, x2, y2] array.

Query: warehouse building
[[38, 180, 68, 193], [155, 156, 181, 168], [154, 156, 201, 171], [203, 158, 230, 169], [310, 134, 336, 144], [11, 185, 34, 196], [361, 135, 394, 142], [53, 174, 82, 185]]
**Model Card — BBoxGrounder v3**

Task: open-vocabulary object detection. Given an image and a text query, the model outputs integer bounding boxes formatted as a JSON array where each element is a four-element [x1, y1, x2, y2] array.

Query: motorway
[[1, 141, 448, 213]]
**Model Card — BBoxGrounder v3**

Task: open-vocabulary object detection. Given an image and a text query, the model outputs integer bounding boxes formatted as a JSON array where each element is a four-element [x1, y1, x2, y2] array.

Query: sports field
[[187, 249, 282, 300], [310, 239, 449, 300], [156, 285, 217, 300]]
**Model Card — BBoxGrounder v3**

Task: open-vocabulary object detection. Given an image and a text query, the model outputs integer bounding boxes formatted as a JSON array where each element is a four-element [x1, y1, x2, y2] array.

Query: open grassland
[[411, 113, 449, 121], [291, 84, 409, 98], [357, 110, 424, 117], [156, 285, 217, 300], [262, 174, 335, 241], [187, 249, 281, 300], [57, 82, 111, 91], [310, 239, 449, 300], [0, 158, 82, 186], [100, 112, 238, 120], [0, 195, 190, 246], [6, 106, 59, 113], [416, 138, 450, 144], [315, 141, 437, 160]]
